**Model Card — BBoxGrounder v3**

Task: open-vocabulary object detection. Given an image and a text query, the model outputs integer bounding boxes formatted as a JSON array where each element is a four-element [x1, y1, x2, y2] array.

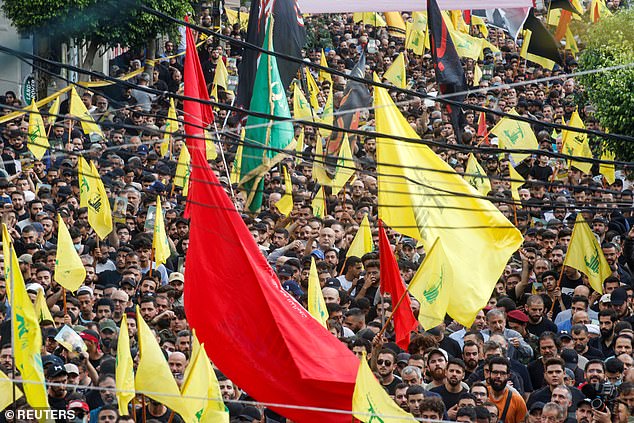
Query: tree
[[2, 0, 191, 70], [578, 9, 634, 161]]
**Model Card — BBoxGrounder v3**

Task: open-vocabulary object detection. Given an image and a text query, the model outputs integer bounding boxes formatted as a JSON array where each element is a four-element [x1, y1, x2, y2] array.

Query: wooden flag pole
[[376, 287, 411, 339]]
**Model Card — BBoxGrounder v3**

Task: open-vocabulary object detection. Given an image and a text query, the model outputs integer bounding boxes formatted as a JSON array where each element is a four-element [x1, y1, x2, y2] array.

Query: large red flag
[[378, 221, 418, 350], [184, 19, 214, 139], [183, 139, 358, 421]]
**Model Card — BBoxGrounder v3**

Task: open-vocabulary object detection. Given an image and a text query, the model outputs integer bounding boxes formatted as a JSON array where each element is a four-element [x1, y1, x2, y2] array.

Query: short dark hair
[[544, 357, 565, 372], [419, 397, 446, 417], [486, 356, 509, 372]]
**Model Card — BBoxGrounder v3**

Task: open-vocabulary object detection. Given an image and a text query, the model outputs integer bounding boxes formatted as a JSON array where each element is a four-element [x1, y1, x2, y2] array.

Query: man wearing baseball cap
[[46, 364, 68, 415]]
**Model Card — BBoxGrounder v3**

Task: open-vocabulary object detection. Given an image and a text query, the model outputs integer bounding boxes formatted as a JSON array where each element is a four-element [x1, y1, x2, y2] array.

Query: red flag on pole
[[184, 139, 358, 422], [378, 221, 418, 350], [184, 17, 214, 140], [477, 111, 489, 144]]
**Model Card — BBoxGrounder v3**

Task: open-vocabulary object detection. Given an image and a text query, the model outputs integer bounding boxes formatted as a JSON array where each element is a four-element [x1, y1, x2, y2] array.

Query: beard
[[489, 378, 506, 392], [431, 368, 445, 381], [448, 376, 461, 387], [600, 328, 613, 338], [466, 359, 478, 370]]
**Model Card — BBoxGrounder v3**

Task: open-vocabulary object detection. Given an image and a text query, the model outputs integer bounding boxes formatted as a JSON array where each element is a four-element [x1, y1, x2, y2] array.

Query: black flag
[[427, 0, 468, 142], [324, 53, 372, 171], [236, 0, 306, 110], [520, 8, 564, 70]]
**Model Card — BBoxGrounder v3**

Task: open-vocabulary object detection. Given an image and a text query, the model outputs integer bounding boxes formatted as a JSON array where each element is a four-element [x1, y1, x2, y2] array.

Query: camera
[[581, 381, 618, 413]]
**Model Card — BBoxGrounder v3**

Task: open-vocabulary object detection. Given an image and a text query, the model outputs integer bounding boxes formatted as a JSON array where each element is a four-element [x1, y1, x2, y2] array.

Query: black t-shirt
[[526, 317, 558, 337], [382, 375, 402, 396], [430, 385, 465, 410], [439, 336, 462, 359], [135, 407, 185, 423]]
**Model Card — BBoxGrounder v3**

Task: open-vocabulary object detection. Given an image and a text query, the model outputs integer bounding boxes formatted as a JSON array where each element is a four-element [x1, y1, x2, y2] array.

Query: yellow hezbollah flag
[[175, 145, 192, 195], [116, 315, 135, 416], [54, 214, 87, 291], [26, 102, 49, 160], [563, 111, 593, 175], [0, 369, 23, 411], [450, 29, 484, 60], [69, 87, 103, 137], [295, 129, 305, 165], [352, 353, 416, 422], [564, 214, 611, 293], [211, 58, 229, 100], [320, 86, 333, 139], [189, 335, 229, 423], [87, 161, 113, 238], [47, 96, 60, 126], [276, 166, 294, 216], [224, 7, 248, 31], [2, 225, 13, 298], [135, 306, 183, 413], [313, 135, 355, 195], [591, 0, 612, 22], [471, 15, 488, 37], [600, 148, 616, 185], [293, 84, 316, 122], [384, 12, 407, 38], [230, 135, 243, 185], [305, 70, 320, 110], [465, 153, 491, 196], [383, 53, 407, 89], [77, 156, 93, 208], [161, 98, 178, 157], [312, 186, 327, 219], [180, 341, 210, 423], [375, 85, 523, 327], [204, 130, 218, 161], [408, 238, 452, 330], [353, 12, 386, 27], [7, 231, 48, 408], [509, 164, 525, 204], [35, 289, 53, 323], [308, 258, 328, 328], [405, 12, 429, 55], [347, 214, 373, 258], [153, 196, 171, 267], [491, 108, 538, 164], [319, 49, 332, 83]]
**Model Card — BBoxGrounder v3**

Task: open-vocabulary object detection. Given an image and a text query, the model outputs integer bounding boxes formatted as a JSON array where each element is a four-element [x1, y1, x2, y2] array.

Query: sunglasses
[[376, 360, 392, 366]]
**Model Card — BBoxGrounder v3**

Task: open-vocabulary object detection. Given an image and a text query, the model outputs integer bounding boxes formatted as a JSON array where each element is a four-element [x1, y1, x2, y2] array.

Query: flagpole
[[212, 119, 235, 199], [376, 285, 411, 339], [9, 241, 17, 416]]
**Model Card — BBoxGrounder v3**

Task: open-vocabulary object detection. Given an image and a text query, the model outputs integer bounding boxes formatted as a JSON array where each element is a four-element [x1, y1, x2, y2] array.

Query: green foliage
[[305, 16, 333, 50], [578, 9, 634, 161], [2, 0, 191, 50]]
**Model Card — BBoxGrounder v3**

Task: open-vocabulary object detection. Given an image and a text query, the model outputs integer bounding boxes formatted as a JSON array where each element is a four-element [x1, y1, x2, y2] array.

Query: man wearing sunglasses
[[375, 349, 400, 395]]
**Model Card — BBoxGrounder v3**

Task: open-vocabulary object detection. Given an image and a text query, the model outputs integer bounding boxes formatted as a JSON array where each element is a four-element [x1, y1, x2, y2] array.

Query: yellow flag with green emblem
[[153, 196, 171, 267], [563, 214, 611, 293], [308, 258, 328, 328], [405, 12, 429, 55], [189, 335, 229, 423], [293, 84, 316, 122], [88, 161, 113, 238], [313, 135, 355, 195], [312, 186, 326, 219], [408, 238, 453, 330], [352, 353, 416, 422], [116, 315, 135, 416], [600, 148, 616, 185], [305, 70, 320, 110], [449, 29, 484, 60], [563, 111, 593, 174], [465, 153, 491, 196], [54, 214, 86, 291], [490, 108, 538, 164], [26, 102, 49, 160], [383, 53, 407, 89], [320, 86, 333, 139], [6, 225, 49, 408], [375, 85, 523, 327]]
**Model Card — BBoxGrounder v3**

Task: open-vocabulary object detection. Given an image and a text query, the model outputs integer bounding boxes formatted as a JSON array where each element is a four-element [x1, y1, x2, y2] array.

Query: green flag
[[239, 17, 295, 213]]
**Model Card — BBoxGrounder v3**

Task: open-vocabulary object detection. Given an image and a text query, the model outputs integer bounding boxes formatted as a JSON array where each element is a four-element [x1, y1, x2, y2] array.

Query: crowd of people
[[0, 1, 633, 422]]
